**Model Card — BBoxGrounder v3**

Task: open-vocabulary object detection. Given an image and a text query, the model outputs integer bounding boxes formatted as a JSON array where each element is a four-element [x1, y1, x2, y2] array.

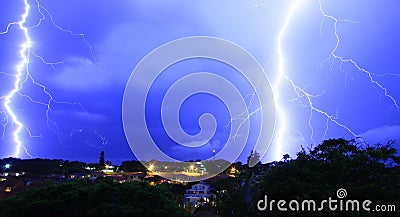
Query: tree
[[282, 154, 291, 162], [120, 160, 146, 172], [251, 138, 400, 217], [207, 139, 400, 217], [99, 151, 105, 166], [209, 175, 248, 217], [0, 179, 188, 217]]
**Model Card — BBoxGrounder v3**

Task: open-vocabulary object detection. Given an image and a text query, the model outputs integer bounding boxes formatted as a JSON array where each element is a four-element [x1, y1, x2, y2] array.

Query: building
[[0, 179, 27, 199], [183, 181, 215, 209]]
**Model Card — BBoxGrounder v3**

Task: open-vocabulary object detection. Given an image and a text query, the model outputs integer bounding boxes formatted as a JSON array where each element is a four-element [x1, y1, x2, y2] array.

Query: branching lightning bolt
[[225, 77, 265, 141], [32, 0, 101, 67], [2, 0, 396, 162], [276, 0, 359, 155], [273, 0, 304, 160], [1, 0, 32, 157], [318, 0, 399, 111], [0, 0, 107, 158], [271, 0, 399, 160], [70, 129, 108, 149]]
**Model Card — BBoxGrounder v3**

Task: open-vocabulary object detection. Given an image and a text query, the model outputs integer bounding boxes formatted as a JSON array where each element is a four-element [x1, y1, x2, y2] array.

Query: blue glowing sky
[[1, 0, 399, 164]]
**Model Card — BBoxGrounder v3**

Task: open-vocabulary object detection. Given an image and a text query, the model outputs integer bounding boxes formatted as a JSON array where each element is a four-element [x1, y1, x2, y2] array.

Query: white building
[[184, 181, 215, 208]]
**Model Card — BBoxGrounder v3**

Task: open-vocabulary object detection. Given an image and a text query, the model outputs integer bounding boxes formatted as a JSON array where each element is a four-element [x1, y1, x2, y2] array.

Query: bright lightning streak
[[273, 0, 304, 160], [0, 0, 107, 158], [272, 0, 374, 160], [2, 0, 31, 158]]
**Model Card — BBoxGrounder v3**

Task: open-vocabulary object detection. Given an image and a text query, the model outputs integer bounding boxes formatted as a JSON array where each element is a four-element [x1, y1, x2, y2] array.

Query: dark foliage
[[0, 178, 186, 217], [0, 158, 88, 177], [120, 160, 147, 173], [251, 139, 400, 217], [208, 139, 400, 217]]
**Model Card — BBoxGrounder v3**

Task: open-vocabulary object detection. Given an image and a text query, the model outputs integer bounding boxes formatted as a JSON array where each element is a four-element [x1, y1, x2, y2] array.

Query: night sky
[[1, 0, 399, 164]]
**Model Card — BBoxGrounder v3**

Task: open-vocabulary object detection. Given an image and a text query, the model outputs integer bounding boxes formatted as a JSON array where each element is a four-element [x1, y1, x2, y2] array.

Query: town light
[[149, 164, 155, 171]]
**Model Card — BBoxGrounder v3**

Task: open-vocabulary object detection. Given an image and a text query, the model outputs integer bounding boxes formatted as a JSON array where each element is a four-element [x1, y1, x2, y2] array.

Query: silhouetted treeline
[[0, 178, 187, 217], [0, 158, 147, 177], [120, 160, 147, 172], [211, 139, 400, 217], [0, 158, 87, 177]]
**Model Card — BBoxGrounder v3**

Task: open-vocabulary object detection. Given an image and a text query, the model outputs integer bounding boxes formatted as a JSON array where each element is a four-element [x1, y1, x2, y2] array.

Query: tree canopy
[[210, 139, 400, 217], [0, 178, 187, 217]]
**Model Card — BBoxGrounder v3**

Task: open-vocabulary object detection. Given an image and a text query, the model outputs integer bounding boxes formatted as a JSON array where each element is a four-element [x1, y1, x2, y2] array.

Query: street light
[[4, 164, 11, 169], [148, 164, 155, 171]]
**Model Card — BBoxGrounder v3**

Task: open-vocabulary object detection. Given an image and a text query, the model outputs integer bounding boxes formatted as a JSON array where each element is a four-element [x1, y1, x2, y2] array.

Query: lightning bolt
[[274, 0, 360, 158], [223, 73, 273, 166], [1, 0, 31, 157], [0, 0, 106, 158], [317, 0, 399, 111], [273, 0, 304, 160], [70, 129, 108, 149], [2, 0, 396, 163], [270, 0, 399, 160]]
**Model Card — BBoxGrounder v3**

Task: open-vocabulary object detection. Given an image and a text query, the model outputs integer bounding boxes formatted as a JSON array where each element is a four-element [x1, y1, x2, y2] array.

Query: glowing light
[[271, 0, 383, 160], [1, 1, 396, 163], [3, 0, 31, 158], [273, 0, 304, 160], [4, 163, 11, 169], [0, 0, 106, 158], [148, 164, 155, 171]]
